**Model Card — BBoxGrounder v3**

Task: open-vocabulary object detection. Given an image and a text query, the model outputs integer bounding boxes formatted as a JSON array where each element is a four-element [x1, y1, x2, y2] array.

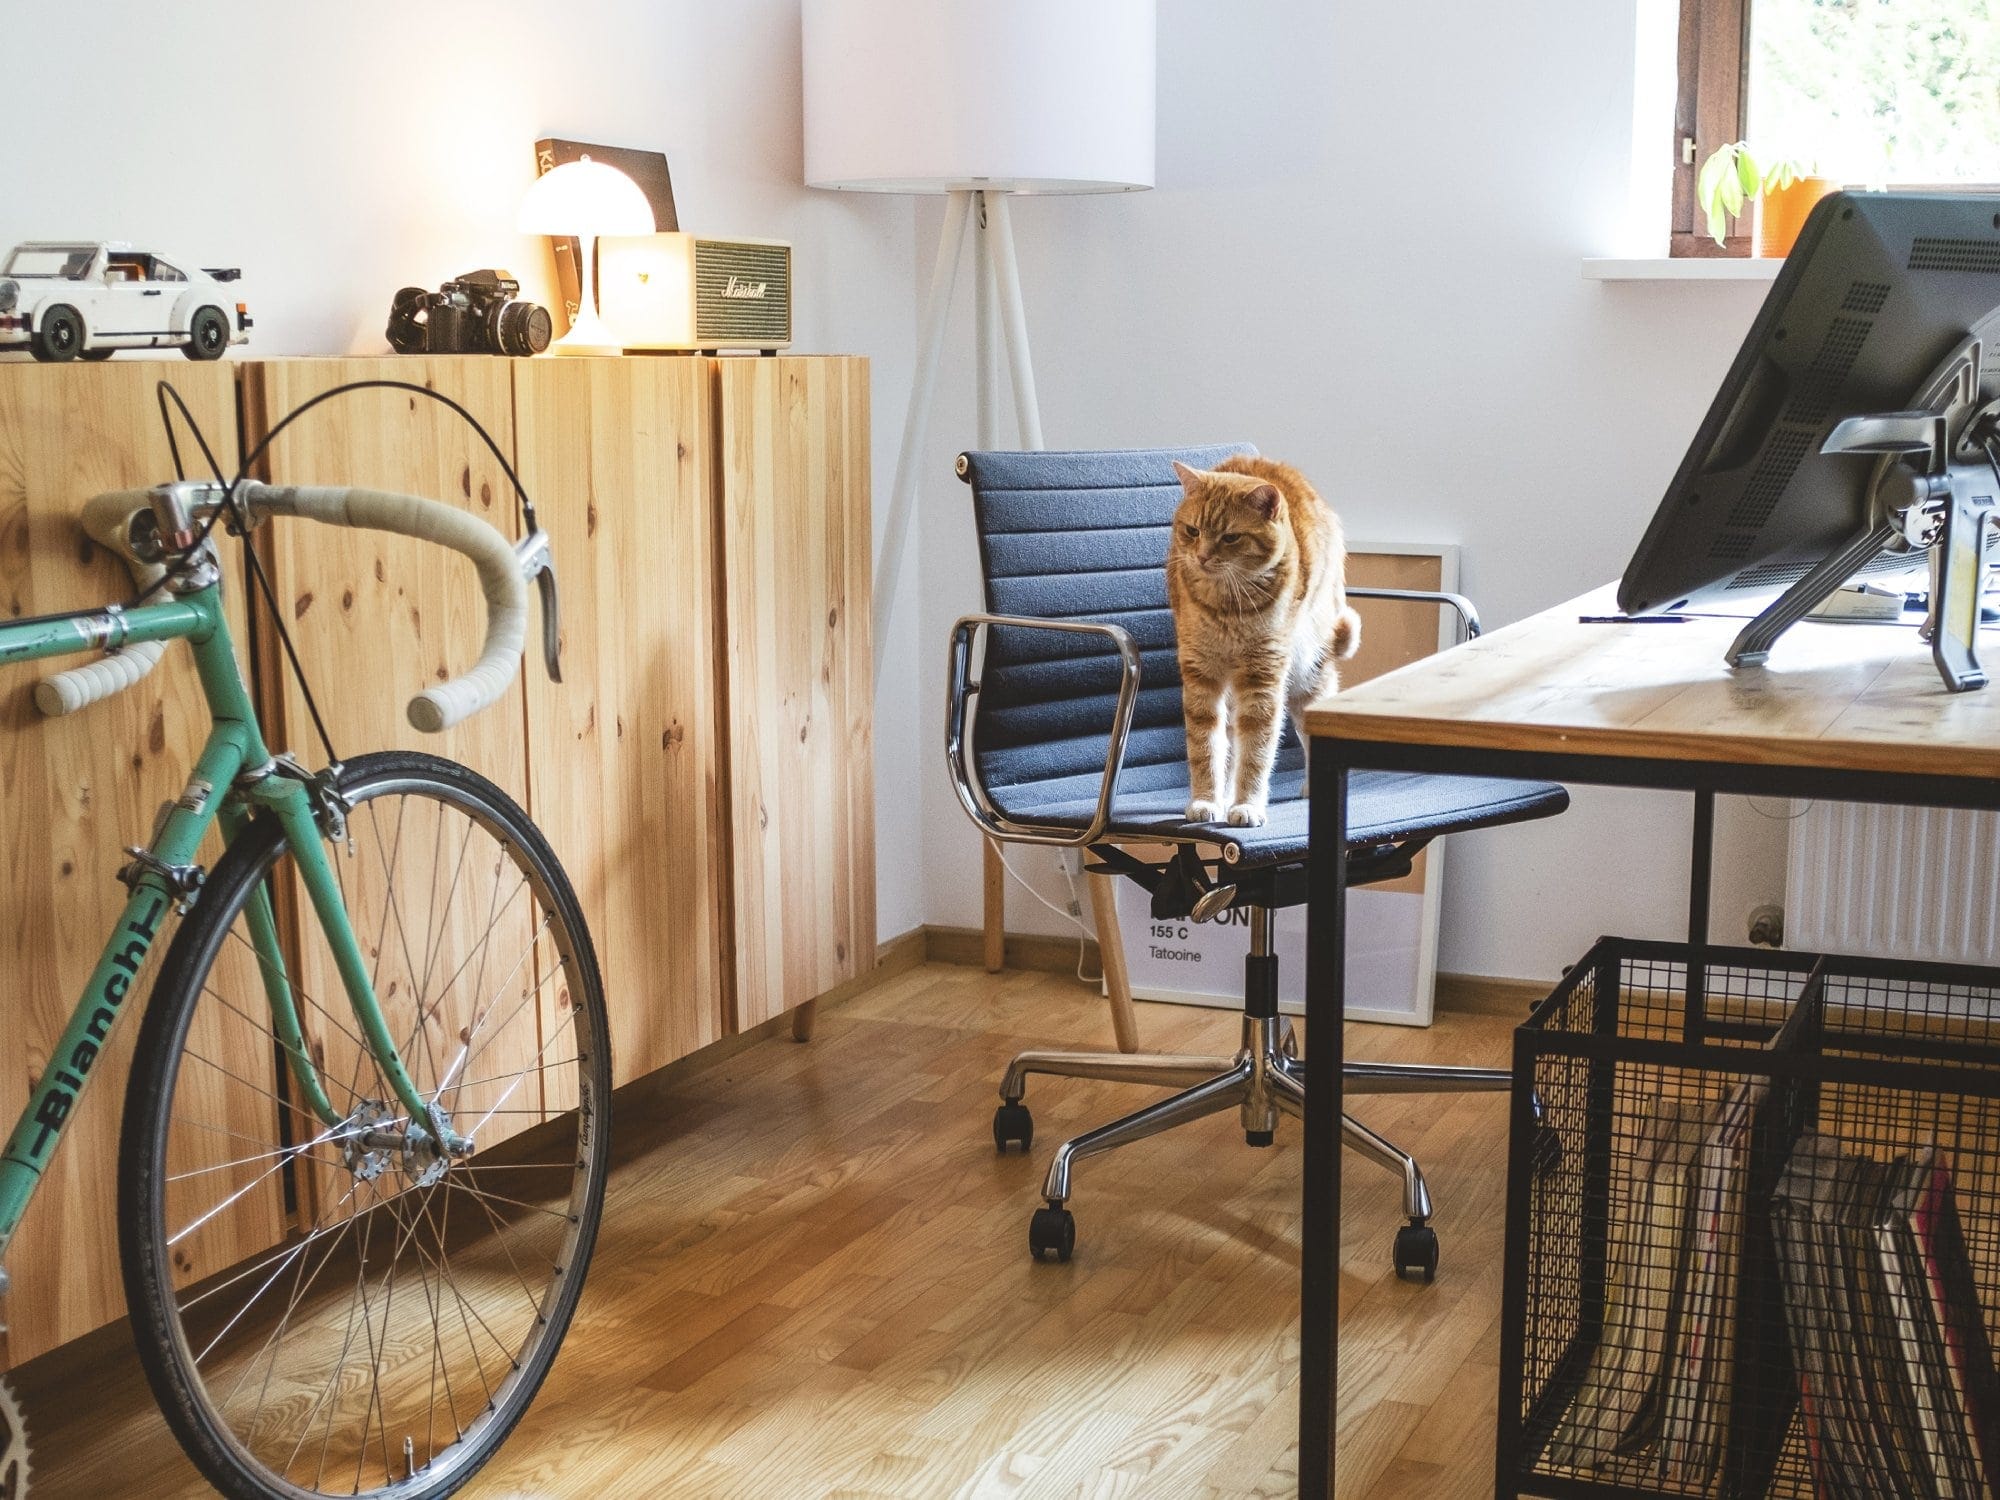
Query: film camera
[[386, 270, 552, 357]]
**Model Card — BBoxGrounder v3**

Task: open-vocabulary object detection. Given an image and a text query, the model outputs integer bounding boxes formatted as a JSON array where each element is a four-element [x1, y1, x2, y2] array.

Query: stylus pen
[[1578, 614, 1693, 624]]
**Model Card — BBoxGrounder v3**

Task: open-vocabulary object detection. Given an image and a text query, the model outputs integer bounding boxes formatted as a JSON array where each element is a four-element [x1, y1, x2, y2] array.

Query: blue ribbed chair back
[[958, 445, 1304, 822]]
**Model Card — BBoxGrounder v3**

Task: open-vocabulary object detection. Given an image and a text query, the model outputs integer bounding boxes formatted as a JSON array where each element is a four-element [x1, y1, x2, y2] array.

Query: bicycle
[[0, 382, 610, 1498]]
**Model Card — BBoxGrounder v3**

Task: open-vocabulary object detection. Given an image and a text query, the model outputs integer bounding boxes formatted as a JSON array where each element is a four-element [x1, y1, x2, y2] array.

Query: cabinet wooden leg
[[1088, 870, 1141, 1054], [983, 840, 1006, 972], [791, 1000, 817, 1042]]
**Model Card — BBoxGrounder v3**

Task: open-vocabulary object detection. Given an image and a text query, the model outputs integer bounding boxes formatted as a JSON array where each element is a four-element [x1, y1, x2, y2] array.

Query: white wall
[[3, 0, 926, 944], [5, 0, 1799, 981], [917, 0, 1791, 981]]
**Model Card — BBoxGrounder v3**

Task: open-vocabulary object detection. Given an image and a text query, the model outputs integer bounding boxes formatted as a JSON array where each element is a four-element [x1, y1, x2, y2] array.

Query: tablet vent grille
[[1718, 425, 1817, 546], [1840, 280, 1891, 314], [1909, 236, 2000, 274], [1784, 316, 1874, 424]]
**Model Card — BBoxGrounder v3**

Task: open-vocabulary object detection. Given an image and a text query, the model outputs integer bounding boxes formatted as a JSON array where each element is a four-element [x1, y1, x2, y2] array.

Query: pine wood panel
[[240, 358, 543, 1209], [17, 964, 1524, 1497], [241, 358, 530, 794], [716, 357, 875, 1030], [512, 358, 729, 1081], [0, 362, 281, 1364], [1307, 580, 2000, 778]]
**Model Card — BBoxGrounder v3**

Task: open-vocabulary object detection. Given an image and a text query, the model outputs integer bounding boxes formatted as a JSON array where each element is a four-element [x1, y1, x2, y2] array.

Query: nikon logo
[[722, 276, 768, 300]]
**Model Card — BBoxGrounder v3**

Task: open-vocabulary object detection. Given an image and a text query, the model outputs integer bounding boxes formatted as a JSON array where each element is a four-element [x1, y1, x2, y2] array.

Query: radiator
[[1786, 801, 2000, 964]]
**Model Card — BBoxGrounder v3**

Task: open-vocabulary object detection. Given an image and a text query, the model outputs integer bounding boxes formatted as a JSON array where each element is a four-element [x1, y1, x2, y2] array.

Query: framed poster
[[1104, 542, 1460, 1027]]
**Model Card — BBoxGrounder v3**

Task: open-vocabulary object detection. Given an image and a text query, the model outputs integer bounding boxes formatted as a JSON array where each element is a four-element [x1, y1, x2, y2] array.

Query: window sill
[[1582, 257, 1782, 282]]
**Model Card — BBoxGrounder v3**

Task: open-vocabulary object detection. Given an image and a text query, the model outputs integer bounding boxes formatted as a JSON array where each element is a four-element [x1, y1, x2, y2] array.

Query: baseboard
[[923, 924, 1100, 979], [1433, 971, 1551, 1016]]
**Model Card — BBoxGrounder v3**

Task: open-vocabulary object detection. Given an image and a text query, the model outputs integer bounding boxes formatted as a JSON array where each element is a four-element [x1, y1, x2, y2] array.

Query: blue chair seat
[[988, 766, 1568, 871]]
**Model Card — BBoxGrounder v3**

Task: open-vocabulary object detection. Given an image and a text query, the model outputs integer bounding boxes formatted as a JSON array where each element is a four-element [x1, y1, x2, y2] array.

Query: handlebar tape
[[35, 490, 169, 717], [242, 483, 527, 732]]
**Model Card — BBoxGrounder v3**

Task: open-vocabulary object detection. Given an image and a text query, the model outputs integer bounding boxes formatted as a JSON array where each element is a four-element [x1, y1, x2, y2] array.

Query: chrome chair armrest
[[1345, 586, 1483, 643], [946, 612, 1142, 848]]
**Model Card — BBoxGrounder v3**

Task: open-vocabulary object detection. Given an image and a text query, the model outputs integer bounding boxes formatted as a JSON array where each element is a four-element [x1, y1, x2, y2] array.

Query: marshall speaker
[[596, 233, 792, 352]]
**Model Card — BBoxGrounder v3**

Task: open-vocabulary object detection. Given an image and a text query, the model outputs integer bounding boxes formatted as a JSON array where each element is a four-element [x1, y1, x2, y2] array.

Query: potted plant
[[1696, 143, 1838, 257]]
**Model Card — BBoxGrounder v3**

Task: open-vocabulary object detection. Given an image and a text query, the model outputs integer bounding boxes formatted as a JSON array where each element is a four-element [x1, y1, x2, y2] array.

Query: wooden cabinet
[[0, 354, 872, 1364], [716, 358, 875, 1028], [512, 358, 730, 1075], [0, 363, 272, 1362]]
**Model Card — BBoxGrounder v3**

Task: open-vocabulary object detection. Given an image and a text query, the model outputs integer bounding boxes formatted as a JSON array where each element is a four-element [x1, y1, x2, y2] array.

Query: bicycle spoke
[[432, 912, 551, 1103], [146, 765, 603, 1498]]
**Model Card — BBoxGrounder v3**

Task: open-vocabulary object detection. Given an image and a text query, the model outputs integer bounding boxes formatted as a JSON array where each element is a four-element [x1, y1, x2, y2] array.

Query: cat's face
[[1169, 462, 1286, 582]]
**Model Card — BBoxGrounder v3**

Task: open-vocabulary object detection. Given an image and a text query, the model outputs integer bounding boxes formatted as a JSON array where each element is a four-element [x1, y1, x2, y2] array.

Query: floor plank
[[13, 962, 1521, 1497]]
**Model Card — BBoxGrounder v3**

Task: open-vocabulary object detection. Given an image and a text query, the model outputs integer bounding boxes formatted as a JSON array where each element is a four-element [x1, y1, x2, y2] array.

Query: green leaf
[[1719, 171, 1744, 218], [1708, 202, 1730, 247], [1737, 148, 1762, 198], [1697, 149, 1729, 215]]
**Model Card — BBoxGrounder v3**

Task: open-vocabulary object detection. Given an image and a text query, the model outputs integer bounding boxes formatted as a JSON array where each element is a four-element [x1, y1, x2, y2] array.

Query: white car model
[[0, 241, 251, 362]]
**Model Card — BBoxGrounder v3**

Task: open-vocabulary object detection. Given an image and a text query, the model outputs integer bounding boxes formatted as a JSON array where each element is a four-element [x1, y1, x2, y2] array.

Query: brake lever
[[515, 528, 563, 683]]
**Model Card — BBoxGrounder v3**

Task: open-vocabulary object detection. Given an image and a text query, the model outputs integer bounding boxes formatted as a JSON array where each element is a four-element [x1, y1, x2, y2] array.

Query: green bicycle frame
[[0, 572, 433, 1264]]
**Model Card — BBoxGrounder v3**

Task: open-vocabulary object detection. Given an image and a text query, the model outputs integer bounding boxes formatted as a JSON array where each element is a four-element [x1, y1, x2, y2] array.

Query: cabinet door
[[0, 363, 281, 1363], [513, 358, 728, 1080], [239, 359, 545, 1209], [715, 357, 875, 1029], [241, 358, 528, 796]]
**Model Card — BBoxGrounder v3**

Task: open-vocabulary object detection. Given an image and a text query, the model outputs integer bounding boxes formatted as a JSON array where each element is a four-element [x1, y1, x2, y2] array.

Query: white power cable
[[994, 848, 1102, 984]]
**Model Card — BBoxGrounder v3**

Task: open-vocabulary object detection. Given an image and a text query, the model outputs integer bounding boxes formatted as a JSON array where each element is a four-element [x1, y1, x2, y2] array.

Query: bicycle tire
[[118, 750, 611, 1500]]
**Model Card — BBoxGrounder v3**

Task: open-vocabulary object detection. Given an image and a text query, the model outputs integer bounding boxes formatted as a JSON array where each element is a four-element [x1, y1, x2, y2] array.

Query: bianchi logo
[[721, 275, 768, 300], [0, 1377, 28, 1497]]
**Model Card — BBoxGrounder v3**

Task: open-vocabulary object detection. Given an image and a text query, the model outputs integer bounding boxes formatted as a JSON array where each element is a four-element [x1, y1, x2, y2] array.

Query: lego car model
[[0, 242, 251, 362]]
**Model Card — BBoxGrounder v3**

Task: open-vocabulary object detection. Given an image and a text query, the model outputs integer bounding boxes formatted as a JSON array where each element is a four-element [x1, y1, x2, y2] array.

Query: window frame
[[1671, 0, 1751, 258], [1672, 0, 2000, 258]]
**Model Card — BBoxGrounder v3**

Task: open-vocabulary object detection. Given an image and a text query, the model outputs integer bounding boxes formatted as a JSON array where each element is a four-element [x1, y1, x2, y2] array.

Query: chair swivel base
[[994, 1014, 1515, 1281]]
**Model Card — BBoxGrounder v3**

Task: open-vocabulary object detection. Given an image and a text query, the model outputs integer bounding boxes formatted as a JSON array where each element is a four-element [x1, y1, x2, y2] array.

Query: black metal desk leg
[[1686, 788, 1714, 1042], [1301, 740, 1348, 1498]]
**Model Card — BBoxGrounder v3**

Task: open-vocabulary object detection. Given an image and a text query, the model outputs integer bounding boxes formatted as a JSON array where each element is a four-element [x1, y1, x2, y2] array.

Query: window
[[1672, 0, 2000, 256]]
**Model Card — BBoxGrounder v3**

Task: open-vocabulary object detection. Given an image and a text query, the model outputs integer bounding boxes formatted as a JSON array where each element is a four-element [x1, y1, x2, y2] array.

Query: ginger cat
[[1166, 456, 1361, 827]]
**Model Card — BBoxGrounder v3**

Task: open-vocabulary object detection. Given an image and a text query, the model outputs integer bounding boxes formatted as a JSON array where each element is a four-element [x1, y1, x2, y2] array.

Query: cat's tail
[[1332, 604, 1363, 660]]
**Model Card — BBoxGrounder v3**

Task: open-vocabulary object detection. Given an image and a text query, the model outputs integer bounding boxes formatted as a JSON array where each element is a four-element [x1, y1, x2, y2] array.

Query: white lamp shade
[[802, 0, 1155, 194], [518, 157, 656, 236]]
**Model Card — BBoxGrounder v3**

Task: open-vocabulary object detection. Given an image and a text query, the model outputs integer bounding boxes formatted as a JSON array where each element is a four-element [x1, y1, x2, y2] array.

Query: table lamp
[[802, 0, 1156, 673], [519, 156, 656, 355]]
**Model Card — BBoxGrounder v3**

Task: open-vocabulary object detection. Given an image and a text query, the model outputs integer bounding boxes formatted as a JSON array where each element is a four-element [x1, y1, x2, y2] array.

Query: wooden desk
[[1298, 583, 2000, 1497]]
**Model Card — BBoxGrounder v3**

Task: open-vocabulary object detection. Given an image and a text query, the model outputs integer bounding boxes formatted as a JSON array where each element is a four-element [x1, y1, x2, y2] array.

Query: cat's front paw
[[1186, 798, 1224, 823], [1226, 802, 1269, 827]]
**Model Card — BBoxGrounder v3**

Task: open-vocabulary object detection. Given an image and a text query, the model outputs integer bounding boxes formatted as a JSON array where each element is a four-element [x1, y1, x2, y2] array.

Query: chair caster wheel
[[1393, 1221, 1439, 1283], [1029, 1205, 1075, 1263], [994, 1102, 1034, 1153], [1530, 1123, 1564, 1179]]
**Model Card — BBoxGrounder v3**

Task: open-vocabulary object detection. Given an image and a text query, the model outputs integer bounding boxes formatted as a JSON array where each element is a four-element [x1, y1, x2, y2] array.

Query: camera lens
[[492, 300, 553, 357]]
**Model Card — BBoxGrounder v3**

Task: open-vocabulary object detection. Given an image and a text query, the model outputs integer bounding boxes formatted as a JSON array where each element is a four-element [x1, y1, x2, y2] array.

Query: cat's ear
[[1245, 483, 1282, 519], [1171, 460, 1203, 492]]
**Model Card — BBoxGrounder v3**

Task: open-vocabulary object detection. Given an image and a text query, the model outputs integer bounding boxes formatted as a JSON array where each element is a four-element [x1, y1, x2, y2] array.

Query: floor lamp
[[803, 0, 1157, 968]]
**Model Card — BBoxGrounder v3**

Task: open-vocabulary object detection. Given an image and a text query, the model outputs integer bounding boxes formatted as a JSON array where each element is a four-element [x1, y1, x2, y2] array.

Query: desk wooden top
[[1305, 584, 2000, 779]]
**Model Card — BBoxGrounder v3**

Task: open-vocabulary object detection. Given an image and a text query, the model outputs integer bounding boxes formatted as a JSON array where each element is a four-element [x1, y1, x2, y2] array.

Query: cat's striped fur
[[1165, 455, 1361, 827]]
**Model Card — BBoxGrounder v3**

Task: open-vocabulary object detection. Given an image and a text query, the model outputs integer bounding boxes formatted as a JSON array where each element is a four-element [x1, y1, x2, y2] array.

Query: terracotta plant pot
[[1755, 175, 1838, 258]]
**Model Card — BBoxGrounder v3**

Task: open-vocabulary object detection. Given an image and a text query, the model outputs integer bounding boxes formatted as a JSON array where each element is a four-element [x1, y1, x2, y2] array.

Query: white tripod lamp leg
[[873, 189, 975, 680], [985, 193, 1045, 450]]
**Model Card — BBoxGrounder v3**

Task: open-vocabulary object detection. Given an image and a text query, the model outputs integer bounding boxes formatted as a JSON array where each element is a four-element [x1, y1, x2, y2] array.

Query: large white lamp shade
[[803, 0, 1155, 194]]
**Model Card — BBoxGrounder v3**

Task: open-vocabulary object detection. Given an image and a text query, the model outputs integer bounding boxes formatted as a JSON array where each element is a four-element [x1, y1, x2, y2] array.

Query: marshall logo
[[722, 275, 768, 300], [19, 894, 164, 1162]]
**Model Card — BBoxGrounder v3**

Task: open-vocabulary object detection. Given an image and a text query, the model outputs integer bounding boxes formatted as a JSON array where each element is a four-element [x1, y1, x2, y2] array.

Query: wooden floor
[[15, 960, 1520, 1498]]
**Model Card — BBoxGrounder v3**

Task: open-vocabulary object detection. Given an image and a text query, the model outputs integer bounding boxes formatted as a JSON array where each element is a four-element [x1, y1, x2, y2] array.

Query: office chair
[[946, 445, 1570, 1279]]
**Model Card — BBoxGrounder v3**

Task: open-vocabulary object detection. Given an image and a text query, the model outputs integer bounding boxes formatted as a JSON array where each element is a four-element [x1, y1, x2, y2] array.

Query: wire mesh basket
[[1497, 938, 2000, 1499]]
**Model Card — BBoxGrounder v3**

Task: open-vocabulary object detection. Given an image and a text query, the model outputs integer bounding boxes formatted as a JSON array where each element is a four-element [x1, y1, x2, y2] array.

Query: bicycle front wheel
[[119, 751, 611, 1500]]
